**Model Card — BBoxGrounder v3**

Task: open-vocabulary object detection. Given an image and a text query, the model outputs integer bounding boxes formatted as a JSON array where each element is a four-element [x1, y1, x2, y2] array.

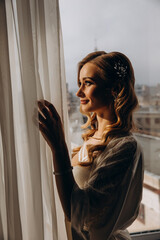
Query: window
[[155, 118, 160, 124], [145, 118, 150, 125], [59, 0, 160, 238]]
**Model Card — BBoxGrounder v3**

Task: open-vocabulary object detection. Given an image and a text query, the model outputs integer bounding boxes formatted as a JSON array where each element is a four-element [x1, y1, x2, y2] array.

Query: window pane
[[59, 0, 160, 234]]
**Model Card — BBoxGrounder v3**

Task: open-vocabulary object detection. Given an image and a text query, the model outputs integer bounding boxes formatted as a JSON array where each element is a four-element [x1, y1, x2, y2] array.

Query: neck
[[94, 106, 115, 138]]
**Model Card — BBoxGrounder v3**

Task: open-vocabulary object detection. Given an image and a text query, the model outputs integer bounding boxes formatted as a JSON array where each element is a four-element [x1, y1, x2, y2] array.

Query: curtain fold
[[0, 0, 69, 239], [0, 2, 22, 239]]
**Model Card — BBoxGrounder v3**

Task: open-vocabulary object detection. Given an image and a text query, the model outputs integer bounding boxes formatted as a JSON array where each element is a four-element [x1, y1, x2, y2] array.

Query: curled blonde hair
[[72, 51, 138, 164]]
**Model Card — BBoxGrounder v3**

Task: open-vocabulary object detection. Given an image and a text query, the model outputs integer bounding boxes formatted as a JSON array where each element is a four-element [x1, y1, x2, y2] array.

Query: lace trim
[[78, 142, 89, 162]]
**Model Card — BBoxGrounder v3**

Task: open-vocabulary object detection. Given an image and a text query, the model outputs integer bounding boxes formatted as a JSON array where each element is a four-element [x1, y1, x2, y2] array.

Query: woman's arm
[[38, 100, 75, 221]]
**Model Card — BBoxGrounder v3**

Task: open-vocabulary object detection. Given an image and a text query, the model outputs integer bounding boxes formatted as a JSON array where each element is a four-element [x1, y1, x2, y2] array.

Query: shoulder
[[94, 133, 140, 167], [86, 134, 143, 188], [108, 133, 138, 153]]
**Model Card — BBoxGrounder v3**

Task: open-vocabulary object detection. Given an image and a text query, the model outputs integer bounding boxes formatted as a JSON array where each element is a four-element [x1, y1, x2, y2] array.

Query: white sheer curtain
[[0, 0, 70, 239]]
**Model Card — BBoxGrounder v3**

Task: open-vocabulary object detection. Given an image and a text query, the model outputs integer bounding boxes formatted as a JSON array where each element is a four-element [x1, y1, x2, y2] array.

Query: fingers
[[38, 121, 54, 144], [38, 100, 61, 123], [38, 101, 51, 120], [36, 100, 65, 150], [32, 107, 46, 131], [43, 100, 60, 121], [37, 100, 61, 132], [38, 112, 46, 124], [38, 116, 57, 148], [38, 120, 49, 135]]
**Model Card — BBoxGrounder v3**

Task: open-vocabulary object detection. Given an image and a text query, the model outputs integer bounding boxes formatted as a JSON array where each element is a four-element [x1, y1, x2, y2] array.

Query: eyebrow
[[78, 77, 96, 82]]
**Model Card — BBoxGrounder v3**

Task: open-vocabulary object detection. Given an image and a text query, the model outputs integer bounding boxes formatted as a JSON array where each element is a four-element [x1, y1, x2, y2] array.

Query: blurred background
[[59, 0, 160, 233]]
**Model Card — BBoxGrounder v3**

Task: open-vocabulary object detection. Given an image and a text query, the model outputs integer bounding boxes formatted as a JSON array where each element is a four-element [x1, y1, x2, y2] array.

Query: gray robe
[[71, 134, 144, 240]]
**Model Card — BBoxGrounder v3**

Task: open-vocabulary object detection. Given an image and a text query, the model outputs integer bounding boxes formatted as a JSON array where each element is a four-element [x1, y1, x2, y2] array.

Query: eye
[[85, 81, 93, 86], [78, 81, 81, 87]]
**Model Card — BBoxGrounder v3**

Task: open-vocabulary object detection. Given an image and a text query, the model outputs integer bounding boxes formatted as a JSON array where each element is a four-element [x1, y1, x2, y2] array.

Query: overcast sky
[[59, 0, 160, 91]]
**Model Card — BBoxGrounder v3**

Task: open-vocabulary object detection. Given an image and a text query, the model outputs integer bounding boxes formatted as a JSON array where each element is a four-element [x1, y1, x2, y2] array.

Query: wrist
[[53, 166, 73, 176], [51, 140, 69, 157], [51, 142, 71, 169]]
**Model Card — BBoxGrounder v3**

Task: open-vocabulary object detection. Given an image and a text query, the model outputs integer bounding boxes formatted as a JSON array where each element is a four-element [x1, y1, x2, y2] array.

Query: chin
[[81, 108, 90, 113], [81, 106, 95, 113]]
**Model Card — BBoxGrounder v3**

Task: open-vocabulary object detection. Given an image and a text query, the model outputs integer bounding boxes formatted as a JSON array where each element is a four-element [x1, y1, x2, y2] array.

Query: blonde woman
[[38, 51, 144, 240]]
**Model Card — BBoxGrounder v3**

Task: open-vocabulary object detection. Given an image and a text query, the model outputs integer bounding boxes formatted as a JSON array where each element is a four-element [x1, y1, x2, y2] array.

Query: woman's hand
[[38, 100, 74, 220], [38, 100, 66, 153]]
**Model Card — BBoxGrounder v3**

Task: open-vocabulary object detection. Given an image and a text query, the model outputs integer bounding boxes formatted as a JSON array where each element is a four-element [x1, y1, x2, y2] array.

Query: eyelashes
[[78, 80, 94, 87], [84, 81, 93, 86]]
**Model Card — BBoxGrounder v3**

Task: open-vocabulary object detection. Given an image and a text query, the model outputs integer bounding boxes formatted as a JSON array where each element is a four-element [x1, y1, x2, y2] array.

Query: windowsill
[[130, 229, 160, 240]]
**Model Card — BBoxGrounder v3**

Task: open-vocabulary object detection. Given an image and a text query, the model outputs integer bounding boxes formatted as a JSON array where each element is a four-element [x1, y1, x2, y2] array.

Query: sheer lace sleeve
[[71, 135, 144, 240]]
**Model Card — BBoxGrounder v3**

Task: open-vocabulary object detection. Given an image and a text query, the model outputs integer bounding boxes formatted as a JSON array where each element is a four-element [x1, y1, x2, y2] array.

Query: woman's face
[[76, 62, 111, 113]]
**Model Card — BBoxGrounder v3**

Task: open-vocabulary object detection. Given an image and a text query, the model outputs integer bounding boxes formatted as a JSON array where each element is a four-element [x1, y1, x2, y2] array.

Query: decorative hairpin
[[114, 61, 127, 80]]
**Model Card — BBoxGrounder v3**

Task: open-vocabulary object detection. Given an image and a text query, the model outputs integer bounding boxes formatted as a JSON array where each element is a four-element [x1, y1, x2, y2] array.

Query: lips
[[80, 99, 89, 104]]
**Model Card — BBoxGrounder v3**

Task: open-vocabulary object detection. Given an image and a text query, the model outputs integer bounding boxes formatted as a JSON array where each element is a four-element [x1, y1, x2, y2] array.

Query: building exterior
[[134, 111, 160, 136], [129, 133, 160, 232]]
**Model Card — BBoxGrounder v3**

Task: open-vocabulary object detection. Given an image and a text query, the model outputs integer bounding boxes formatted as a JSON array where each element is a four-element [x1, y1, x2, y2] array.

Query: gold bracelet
[[53, 166, 73, 176]]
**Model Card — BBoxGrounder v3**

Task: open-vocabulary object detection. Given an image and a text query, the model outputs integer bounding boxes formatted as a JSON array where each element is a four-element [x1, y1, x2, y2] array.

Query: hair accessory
[[114, 61, 127, 80], [53, 166, 73, 176]]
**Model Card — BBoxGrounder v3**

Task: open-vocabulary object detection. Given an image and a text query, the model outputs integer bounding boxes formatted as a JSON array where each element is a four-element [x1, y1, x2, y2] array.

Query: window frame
[[130, 230, 160, 240]]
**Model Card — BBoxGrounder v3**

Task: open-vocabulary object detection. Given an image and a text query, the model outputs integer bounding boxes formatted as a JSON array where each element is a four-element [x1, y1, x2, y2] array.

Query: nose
[[76, 86, 85, 98]]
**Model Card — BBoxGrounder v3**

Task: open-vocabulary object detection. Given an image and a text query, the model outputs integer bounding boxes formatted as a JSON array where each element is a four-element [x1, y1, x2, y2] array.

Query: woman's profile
[[38, 51, 144, 240]]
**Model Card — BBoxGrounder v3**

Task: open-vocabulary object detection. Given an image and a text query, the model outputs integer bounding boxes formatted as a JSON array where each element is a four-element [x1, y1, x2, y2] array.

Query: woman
[[38, 51, 144, 240]]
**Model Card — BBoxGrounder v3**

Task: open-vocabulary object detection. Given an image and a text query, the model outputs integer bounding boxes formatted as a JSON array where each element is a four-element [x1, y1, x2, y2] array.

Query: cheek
[[92, 87, 112, 106], [92, 87, 106, 101]]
